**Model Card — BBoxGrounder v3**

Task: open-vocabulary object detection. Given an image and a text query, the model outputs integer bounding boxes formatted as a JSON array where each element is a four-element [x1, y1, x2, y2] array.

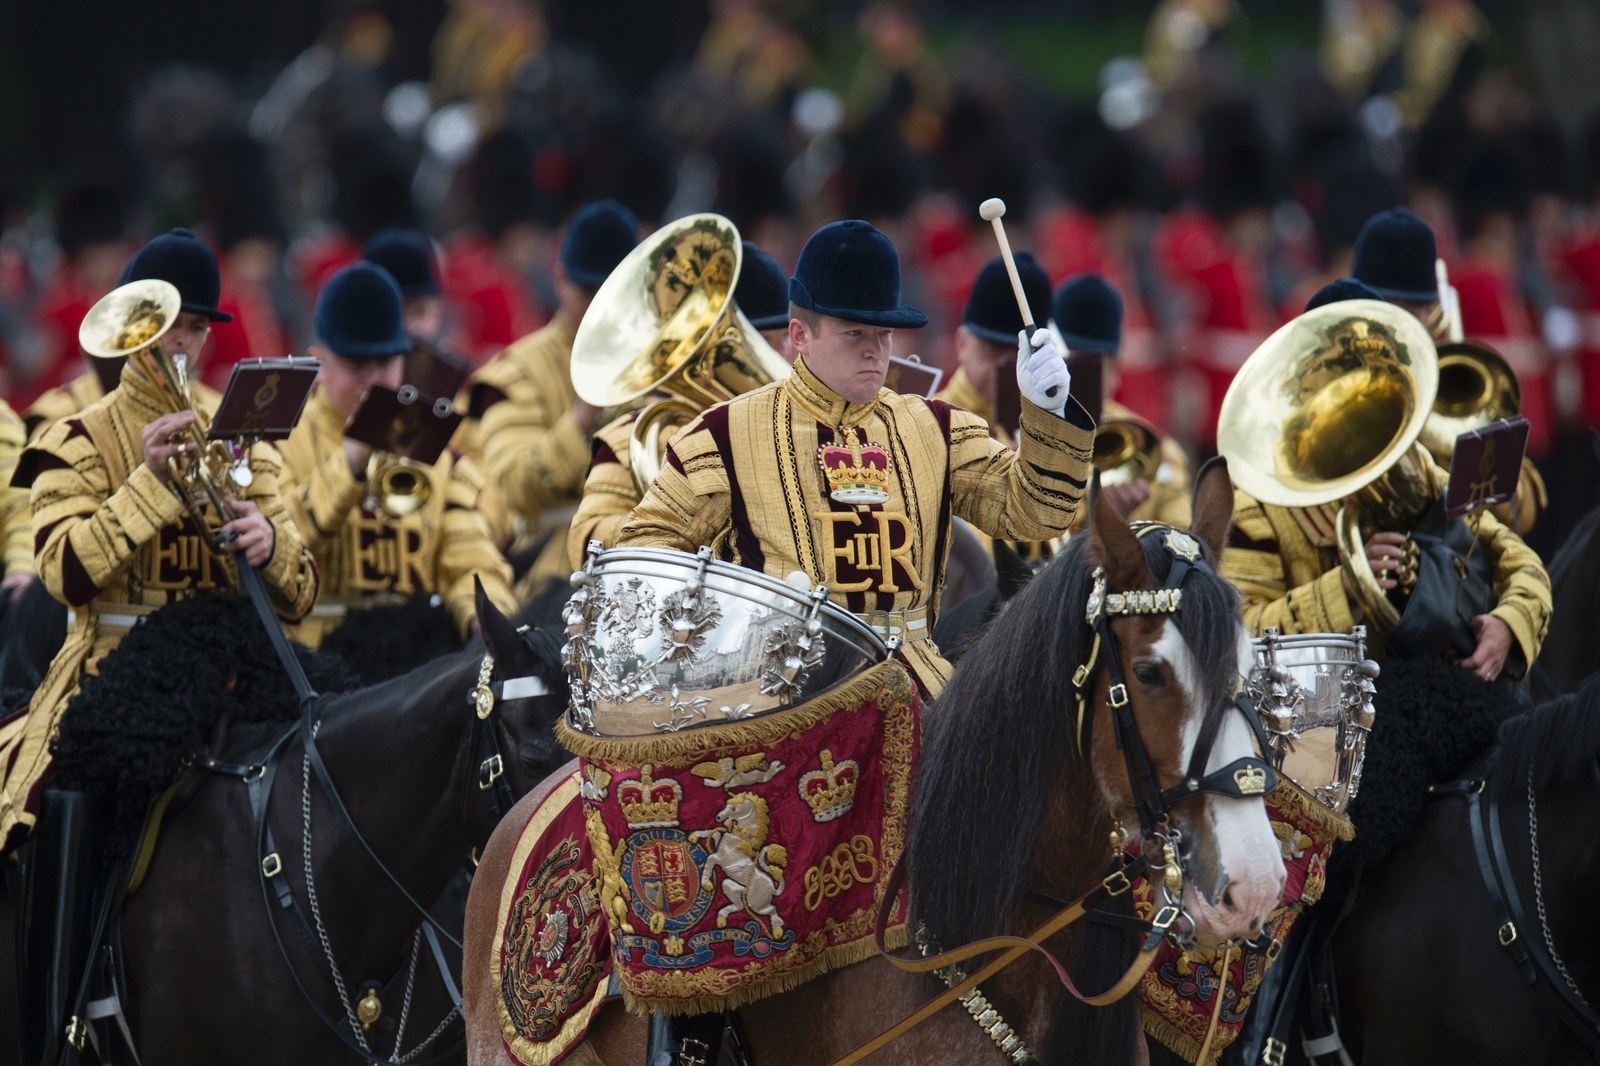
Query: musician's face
[[163, 312, 213, 368], [954, 326, 1010, 408], [791, 313, 894, 404], [316, 349, 404, 419]]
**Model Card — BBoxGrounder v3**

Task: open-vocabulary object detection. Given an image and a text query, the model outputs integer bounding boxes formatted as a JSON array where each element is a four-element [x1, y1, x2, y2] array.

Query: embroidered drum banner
[[557, 659, 920, 1015], [1137, 781, 1353, 1066], [493, 771, 614, 1066]]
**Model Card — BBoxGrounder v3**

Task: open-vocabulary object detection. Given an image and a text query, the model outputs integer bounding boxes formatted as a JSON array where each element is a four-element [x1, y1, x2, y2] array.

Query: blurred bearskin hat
[[53, 166, 131, 258], [1451, 134, 1530, 242], [195, 127, 286, 251], [329, 127, 417, 243], [937, 90, 1030, 223], [469, 128, 551, 238], [1196, 97, 1278, 220], [712, 126, 797, 234], [1049, 103, 1158, 217]]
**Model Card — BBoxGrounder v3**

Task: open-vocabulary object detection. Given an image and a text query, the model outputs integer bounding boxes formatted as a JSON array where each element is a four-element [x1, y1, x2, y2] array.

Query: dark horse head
[[906, 460, 1284, 1058]]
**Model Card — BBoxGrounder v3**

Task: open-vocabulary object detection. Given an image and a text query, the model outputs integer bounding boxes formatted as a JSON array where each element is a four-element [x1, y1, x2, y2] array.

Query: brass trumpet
[[80, 280, 244, 551], [361, 385, 438, 519], [1093, 415, 1162, 485]]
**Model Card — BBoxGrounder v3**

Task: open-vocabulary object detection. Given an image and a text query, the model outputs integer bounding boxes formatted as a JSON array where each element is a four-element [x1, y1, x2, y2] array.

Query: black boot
[[646, 1012, 728, 1066], [19, 790, 96, 1066]]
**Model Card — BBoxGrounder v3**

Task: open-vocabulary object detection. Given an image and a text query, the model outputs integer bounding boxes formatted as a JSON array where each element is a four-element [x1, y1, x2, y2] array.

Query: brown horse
[[464, 462, 1287, 1065]]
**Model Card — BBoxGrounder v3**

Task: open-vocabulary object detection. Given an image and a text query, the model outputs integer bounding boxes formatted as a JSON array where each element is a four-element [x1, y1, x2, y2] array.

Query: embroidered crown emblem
[[1233, 765, 1268, 797], [619, 765, 683, 828], [817, 434, 891, 505], [799, 749, 860, 823]]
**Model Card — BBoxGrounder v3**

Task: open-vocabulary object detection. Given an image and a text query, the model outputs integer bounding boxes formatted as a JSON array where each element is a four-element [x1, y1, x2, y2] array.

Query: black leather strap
[[1461, 782, 1600, 1052]]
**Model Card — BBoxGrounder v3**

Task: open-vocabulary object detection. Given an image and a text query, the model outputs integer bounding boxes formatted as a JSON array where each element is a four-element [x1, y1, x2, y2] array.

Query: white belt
[[309, 593, 435, 620], [862, 607, 931, 640], [66, 606, 154, 631]]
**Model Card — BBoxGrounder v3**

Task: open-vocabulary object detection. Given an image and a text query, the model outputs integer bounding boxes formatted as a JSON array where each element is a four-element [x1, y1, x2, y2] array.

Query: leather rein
[[1432, 773, 1600, 1053], [195, 637, 548, 1066]]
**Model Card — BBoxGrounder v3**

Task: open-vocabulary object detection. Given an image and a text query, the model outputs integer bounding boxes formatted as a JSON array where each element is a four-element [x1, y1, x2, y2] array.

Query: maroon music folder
[[883, 354, 943, 399], [209, 357, 319, 441], [343, 384, 463, 466], [1444, 417, 1530, 519]]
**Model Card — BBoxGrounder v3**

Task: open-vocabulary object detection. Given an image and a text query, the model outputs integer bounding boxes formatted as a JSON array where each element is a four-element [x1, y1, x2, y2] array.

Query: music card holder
[[343, 384, 463, 466], [1445, 416, 1529, 519], [1066, 350, 1107, 427], [883, 353, 944, 399], [403, 338, 471, 402], [209, 357, 320, 441], [993, 354, 1021, 439], [89, 354, 128, 394], [993, 349, 1105, 438]]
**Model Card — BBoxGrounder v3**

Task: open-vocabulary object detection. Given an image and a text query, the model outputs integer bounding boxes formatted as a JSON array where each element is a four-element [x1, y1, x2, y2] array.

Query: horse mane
[[318, 593, 463, 685], [1491, 670, 1600, 802], [52, 592, 360, 864], [905, 528, 1242, 935], [905, 528, 1241, 1062]]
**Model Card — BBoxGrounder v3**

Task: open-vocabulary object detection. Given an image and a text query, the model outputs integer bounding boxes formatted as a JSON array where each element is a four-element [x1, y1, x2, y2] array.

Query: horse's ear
[[1190, 456, 1235, 562], [1087, 469, 1147, 589], [993, 539, 1034, 599], [474, 575, 520, 660]]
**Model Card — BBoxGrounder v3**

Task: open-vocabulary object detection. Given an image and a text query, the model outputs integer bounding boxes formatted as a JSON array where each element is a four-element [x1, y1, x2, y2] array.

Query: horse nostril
[[1222, 884, 1237, 912]]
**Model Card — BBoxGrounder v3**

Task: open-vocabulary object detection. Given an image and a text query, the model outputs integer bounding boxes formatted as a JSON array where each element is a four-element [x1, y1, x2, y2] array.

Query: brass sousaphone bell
[[1218, 299, 1440, 630], [571, 213, 790, 492]]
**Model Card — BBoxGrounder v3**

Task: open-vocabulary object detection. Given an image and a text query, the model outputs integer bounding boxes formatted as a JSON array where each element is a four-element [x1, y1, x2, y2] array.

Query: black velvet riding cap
[[1302, 277, 1383, 314], [962, 253, 1050, 345], [559, 199, 640, 289], [119, 227, 233, 322], [362, 228, 441, 297], [1050, 272, 1123, 354], [314, 262, 409, 360], [1351, 207, 1439, 304], [789, 219, 928, 328], [735, 241, 791, 331]]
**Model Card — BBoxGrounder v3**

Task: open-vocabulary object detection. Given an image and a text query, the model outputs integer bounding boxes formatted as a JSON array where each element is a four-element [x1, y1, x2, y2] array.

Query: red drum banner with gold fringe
[[557, 659, 920, 1015], [493, 770, 614, 1066], [1137, 781, 1354, 1066]]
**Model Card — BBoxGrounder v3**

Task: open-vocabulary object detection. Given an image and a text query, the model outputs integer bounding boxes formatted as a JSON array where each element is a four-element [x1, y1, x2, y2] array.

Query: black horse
[[1534, 501, 1600, 699], [1327, 671, 1600, 1065], [1, 584, 571, 1066]]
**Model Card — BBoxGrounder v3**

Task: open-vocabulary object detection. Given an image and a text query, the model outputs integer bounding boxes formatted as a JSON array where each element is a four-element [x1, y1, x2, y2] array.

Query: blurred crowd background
[[3, 0, 1600, 554]]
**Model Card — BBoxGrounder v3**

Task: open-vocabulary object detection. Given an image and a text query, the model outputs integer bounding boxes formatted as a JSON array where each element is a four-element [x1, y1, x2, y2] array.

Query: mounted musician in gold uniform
[[1050, 272, 1192, 529], [1351, 206, 1546, 534], [275, 262, 514, 647], [612, 217, 1094, 1066], [567, 222, 793, 567], [2, 230, 319, 1066], [464, 200, 641, 590]]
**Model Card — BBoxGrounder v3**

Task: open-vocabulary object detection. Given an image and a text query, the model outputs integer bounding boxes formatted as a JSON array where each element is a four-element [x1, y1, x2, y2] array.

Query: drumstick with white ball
[[978, 197, 1059, 399]]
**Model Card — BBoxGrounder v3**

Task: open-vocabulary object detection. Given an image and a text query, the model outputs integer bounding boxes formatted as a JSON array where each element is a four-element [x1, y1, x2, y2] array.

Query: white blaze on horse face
[[1152, 620, 1286, 939]]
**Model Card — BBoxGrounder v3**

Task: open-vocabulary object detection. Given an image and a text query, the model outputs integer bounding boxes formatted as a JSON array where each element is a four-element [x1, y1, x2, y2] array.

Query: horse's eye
[[1132, 660, 1164, 687]]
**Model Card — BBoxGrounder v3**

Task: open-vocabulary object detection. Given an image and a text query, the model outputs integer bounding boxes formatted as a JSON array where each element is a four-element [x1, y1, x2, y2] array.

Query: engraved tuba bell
[[1217, 299, 1441, 631], [571, 213, 790, 492]]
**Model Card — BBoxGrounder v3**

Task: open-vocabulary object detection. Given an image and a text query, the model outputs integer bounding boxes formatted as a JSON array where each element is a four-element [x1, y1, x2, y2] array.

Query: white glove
[[1017, 328, 1069, 417]]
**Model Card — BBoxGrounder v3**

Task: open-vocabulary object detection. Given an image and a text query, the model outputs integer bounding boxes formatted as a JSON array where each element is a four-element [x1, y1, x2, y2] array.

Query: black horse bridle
[[194, 633, 552, 1066], [1072, 524, 1278, 850]]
